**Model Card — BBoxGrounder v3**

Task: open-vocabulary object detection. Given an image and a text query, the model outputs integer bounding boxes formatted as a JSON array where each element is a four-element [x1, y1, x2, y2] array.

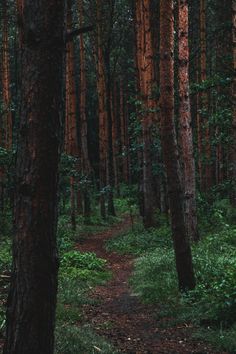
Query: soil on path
[[76, 216, 228, 354]]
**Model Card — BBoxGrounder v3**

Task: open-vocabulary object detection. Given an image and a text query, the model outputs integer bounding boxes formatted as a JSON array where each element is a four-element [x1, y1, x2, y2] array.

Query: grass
[[106, 200, 236, 353], [55, 324, 118, 354], [0, 197, 127, 353]]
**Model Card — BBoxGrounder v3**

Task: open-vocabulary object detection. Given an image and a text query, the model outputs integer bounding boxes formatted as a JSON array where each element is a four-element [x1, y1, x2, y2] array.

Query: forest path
[[76, 216, 227, 354]]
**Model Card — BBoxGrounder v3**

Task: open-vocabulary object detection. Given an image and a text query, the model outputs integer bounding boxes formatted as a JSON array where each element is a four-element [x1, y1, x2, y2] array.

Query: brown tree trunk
[[178, 0, 199, 242], [135, 0, 157, 228], [3, 0, 65, 352], [96, 0, 108, 219], [1, 0, 12, 150], [78, 0, 92, 221], [65, 0, 81, 223], [111, 81, 120, 194], [160, 0, 195, 291], [231, 0, 236, 206], [200, 0, 212, 190]]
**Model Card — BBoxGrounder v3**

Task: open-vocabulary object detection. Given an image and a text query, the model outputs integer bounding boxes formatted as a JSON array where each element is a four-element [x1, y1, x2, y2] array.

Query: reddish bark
[[135, 0, 157, 228], [1, 0, 12, 150], [200, 0, 212, 190], [65, 0, 82, 221], [160, 0, 195, 291], [230, 1, 236, 206], [3, 0, 65, 352], [78, 0, 92, 220], [95, 0, 108, 218], [178, 0, 199, 241]]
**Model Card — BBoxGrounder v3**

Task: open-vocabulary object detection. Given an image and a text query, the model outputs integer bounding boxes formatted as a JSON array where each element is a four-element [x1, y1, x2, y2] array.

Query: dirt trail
[[76, 216, 227, 354]]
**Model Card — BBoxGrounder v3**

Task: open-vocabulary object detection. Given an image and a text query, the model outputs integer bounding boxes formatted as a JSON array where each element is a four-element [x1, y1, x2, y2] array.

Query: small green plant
[[61, 251, 107, 271]]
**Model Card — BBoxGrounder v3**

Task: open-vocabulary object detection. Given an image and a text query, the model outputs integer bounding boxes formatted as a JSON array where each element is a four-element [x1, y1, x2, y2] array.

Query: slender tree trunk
[[178, 0, 199, 242], [3, 0, 65, 352], [78, 0, 92, 221], [65, 0, 81, 223], [96, 0, 108, 219], [111, 82, 120, 194], [200, 0, 212, 190], [135, 0, 157, 228], [1, 0, 12, 150], [70, 176, 76, 231], [160, 0, 195, 291], [230, 1, 236, 206]]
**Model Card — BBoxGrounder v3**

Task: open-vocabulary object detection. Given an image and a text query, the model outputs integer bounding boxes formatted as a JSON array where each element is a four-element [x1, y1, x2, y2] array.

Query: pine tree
[[3, 0, 65, 352], [159, 0, 195, 291]]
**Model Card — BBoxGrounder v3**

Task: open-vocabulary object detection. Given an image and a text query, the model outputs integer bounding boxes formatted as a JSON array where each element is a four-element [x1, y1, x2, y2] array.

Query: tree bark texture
[[96, 0, 108, 219], [1, 0, 12, 150], [231, 0, 236, 206], [160, 0, 195, 291], [178, 0, 199, 242], [135, 0, 157, 228], [3, 0, 65, 353]]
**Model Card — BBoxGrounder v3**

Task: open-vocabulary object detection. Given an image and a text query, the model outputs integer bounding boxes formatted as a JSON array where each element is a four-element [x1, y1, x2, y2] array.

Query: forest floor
[[76, 215, 228, 354]]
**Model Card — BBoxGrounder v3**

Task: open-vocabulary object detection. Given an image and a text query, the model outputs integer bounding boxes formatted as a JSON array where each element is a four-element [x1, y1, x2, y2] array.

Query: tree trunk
[[178, 0, 199, 242], [78, 0, 92, 221], [200, 0, 212, 191], [65, 0, 81, 224], [1, 0, 12, 150], [135, 0, 157, 228], [160, 0, 195, 291], [3, 0, 65, 352], [230, 0, 236, 206], [111, 81, 120, 195], [96, 0, 108, 219]]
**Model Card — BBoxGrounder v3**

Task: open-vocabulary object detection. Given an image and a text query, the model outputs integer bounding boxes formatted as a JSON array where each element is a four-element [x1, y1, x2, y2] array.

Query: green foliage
[[106, 218, 171, 255], [131, 248, 178, 304], [0, 241, 11, 273], [57, 215, 75, 253], [60, 250, 110, 284], [55, 325, 117, 354], [107, 202, 236, 352], [56, 225, 114, 353], [61, 251, 107, 272], [193, 326, 236, 354], [191, 231, 236, 325]]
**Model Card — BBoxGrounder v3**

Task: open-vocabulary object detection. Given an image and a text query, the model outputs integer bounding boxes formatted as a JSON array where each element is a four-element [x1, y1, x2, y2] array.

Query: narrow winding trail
[[76, 217, 227, 354]]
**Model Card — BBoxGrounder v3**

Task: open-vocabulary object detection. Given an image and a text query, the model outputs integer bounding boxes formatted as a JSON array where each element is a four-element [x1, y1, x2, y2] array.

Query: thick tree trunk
[[160, 0, 195, 291], [3, 0, 65, 353], [178, 0, 199, 242]]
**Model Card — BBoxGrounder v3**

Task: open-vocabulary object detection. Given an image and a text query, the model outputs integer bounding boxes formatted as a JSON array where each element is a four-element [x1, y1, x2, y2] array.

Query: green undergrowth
[[107, 200, 236, 353], [0, 198, 127, 352], [55, 210, 120, 353], [55, 324, 117, 354], [106, 214, 171, 255]]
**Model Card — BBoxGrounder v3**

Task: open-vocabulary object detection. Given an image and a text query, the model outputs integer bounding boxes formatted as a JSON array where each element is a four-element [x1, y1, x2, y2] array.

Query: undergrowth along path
[[76, 216, 228, 354]]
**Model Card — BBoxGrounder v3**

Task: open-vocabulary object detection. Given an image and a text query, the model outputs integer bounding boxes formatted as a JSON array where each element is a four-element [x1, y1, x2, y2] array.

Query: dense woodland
[[0, 0, 236, 353]]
